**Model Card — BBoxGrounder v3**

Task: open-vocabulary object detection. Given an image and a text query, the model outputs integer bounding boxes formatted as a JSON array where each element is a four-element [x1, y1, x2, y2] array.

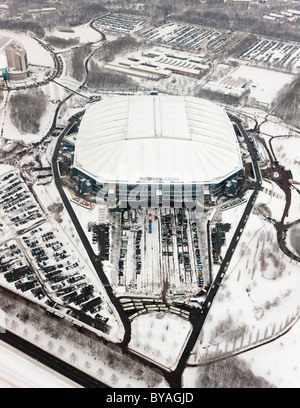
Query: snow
[[239, 317, 300, 388], [271, 136, 300, 182], [74, 95, 243, 185], [0, 305, 168, 388], [43, 82, 71, 103], [2, 93, 57, 143], [0, 341, 81, 388], [129, 312, 192, 371], [186, 204, 300, 383], [229, 65, 294, 105], [0, 30, 53, 67], [0, 20, 300, 388], [47, 22, 103, 46]]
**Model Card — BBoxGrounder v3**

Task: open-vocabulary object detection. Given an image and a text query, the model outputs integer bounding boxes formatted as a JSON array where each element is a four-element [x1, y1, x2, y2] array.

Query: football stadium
[[73, 95, 244, 207]]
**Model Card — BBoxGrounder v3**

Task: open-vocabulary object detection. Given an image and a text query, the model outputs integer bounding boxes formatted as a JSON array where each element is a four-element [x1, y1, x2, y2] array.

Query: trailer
[[123, 211, 128, 223], [131, 209, 136, 223]]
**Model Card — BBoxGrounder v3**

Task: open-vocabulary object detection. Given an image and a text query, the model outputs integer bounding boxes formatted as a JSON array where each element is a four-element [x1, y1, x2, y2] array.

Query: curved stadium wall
[[73, 95, 244, 207]]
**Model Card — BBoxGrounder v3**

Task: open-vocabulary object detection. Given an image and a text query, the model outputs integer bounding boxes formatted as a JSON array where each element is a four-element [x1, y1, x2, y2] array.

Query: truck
[[123, 211, 128, 223], [131, 209, 136, 223], [148, 213, 152, 233]]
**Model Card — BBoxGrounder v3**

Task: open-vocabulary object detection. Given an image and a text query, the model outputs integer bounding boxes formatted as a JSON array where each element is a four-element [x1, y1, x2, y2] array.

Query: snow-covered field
[[47, 22, 104, 45], [0, 20, 300, 388], [0, 301, 168, 388], [230, 65, 294, 105], [185, 189, 300, 387], [129, 311, 192, 372], [0, 30, 53, 67], [0, 341, 81, 388]]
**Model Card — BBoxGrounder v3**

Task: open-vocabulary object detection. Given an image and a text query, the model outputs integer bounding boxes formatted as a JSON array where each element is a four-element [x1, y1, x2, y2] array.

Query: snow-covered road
[[0, 340, 82, 388]]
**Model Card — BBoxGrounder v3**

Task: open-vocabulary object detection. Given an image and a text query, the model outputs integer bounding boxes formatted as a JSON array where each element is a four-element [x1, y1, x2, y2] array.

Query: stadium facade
[[73, 95, 244, 207]]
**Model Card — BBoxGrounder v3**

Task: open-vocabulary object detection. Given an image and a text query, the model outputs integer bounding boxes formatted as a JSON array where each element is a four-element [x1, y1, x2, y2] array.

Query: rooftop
[[74, 95, 243, 185]]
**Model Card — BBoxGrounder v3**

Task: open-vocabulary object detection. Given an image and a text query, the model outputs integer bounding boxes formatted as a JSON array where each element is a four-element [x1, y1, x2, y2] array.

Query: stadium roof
[[74, 95, 243, 185]]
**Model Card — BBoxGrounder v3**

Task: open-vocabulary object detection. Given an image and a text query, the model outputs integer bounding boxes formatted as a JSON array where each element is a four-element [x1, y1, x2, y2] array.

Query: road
[[48, 112, 263, 388], [0, 27, 170, 387], [43, 108, 299, 387], [166, 114, 263, 386], [0, 330, 107, 388], [51, 117, 132, 343], [0, 70, 275, 388]]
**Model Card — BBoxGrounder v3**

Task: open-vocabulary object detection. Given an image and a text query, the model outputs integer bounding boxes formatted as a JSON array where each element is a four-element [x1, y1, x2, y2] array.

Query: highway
[[0, 102, 264, 388], [47, 108, 298, 388], [51, 112, 263, 388], [0, 330, 107, 388], [201, 115, 262, 307], [51, 116, 132, 342]]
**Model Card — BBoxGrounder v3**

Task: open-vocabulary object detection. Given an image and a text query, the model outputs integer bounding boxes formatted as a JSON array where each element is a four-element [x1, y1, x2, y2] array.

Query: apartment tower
[[5, 41, 29, 80]]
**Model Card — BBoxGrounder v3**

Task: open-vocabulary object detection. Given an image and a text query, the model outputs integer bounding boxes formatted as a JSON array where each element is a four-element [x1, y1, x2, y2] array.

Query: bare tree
[[195, 355, 275, 388], [9, 90, 47, 134]]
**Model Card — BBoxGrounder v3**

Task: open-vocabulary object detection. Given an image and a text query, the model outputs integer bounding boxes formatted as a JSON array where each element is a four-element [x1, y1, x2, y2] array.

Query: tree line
[[271, 73, 300, 128]]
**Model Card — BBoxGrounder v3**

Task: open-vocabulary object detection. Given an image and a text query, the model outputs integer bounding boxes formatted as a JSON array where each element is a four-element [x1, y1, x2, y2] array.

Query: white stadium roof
[[74, 95, 243, 185]]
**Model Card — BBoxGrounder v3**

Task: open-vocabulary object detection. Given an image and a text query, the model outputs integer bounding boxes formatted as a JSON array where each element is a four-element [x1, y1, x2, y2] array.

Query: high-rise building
[[5, 41, 29, 80]]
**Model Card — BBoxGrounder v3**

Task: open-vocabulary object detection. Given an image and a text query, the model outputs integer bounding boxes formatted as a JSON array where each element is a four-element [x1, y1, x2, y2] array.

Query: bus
[[73, 321, 84, 331], [128, 312, 139, 322], [123, 211, 128, 223], [137, 309, 147, 316], [53, 310, 65, 319], [131, 209, 136, 223], [180, 310, 190, 318], [146, 304, 157, 309], [123, 306, 135, 313], [148, 213, 152, 233], [119, 298, 133, 304]]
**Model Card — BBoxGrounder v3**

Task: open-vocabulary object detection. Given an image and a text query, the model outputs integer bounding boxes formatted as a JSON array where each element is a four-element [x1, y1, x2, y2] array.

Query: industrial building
[[200, 76, 249, 105], [105, 48, 210, 80], [72, 95, 244, 207]]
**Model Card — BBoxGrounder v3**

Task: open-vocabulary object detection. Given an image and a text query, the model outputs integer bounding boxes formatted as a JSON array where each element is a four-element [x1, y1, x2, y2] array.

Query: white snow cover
[[74, 95, 243, 185]]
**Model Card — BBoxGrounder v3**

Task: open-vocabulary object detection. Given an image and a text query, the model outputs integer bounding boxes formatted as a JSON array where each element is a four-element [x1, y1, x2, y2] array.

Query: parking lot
[[141, 22, 231, 54], [108, 207, 207, 297], [0, 171, 45, 234], [237, 39, 300, 71], [93, 12, 145, 34], [0, 170, 110, 333], [210, 222, 229, 265]]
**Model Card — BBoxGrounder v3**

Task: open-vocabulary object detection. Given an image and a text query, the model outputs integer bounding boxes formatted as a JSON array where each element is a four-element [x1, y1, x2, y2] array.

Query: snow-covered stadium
[[73, 95, 244, 206]]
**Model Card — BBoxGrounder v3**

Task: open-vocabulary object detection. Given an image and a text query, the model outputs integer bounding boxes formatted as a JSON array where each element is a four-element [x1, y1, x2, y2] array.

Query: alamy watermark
[[95, 181, 205, 218]]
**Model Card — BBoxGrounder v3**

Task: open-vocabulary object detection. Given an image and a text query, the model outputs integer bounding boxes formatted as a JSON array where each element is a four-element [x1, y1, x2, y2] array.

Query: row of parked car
[[0, 171, 109, 331], [0, 239, 44, 299], [142, 22, 228, 54], [159, 208, 204, 288], [22, 224, 103, 315], [175, 209, 204, 287], [135, 229, 142, 274], [0, 172, 45, 234], [237, 38, 300, 70], [93, 12, 143, 34]]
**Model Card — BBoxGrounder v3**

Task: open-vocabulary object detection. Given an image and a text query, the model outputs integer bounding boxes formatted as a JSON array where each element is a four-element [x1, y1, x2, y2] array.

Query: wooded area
[[9, 90, 47, 134]]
